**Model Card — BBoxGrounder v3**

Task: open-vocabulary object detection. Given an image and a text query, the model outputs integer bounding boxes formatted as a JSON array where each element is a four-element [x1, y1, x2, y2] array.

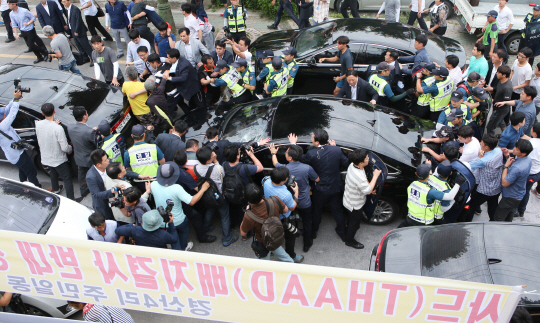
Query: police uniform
[[123, 125, 164, 178], [427, 174, 451, 225], [414, 75, 435, 119], [282, 47, 299, 95], [520, 8, 540, 63], [369, 73, 390, 106], [266, 67, 289, 97], [225, 4, 247, 42], [213, 60, 253, 104], [101, 133, 123, 163]]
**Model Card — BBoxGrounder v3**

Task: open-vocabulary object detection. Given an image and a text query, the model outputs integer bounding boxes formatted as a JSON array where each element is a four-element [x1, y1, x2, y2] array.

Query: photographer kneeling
[[42, 25, 82, 75], [115, 209, 178, 248], [262, 167, 304, 263]]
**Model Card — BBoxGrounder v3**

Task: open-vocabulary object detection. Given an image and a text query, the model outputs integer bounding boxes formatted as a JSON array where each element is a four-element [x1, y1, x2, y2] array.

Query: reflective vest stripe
[[284, 58, 297, 88], [221, 66, 246, 97], [101, 133, 122, 163], [128, 143, 159, 177], [418, 76, 435, 106], [430, 78, 454, 112], [242, 65, 253, 93], [427, 175, 451, 220], [227, 6, 245, 33], [407, 181, 435, 225], [368, 74, 388, 96], [270, 68, 289, 97]]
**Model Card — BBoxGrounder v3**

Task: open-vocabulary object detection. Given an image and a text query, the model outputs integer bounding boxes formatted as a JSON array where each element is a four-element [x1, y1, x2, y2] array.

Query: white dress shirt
[[94, 166, 108, 184], [350, 82, 357, 100], [42, 2, 50, 15]]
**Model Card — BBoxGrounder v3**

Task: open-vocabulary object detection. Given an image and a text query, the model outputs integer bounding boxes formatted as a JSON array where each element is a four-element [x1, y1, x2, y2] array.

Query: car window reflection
[[221, 101, 274, 143]]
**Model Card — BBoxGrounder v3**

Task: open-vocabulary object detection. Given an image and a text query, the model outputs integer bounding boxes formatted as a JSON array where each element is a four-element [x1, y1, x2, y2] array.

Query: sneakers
[[267, 24, 278, 30], [475, 206, 482, 215], [5, 38, 15, 43], [53, 185, 64, 195], [293, 255, 304, 263], [34, 57, 45, 64], [223, 233, 239, 247], [184, 242, 194, 251]]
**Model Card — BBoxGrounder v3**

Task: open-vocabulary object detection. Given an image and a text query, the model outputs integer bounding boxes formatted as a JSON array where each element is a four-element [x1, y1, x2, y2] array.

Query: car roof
[[331, 19, 414, 50]]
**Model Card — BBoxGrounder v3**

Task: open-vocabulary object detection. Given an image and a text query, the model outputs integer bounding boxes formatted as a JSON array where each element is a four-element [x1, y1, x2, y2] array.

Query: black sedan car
[[0, 64, 134, 174], [249, 18, 467, 96], [369, 223, 540, 321], [180, 95, 433, 224]]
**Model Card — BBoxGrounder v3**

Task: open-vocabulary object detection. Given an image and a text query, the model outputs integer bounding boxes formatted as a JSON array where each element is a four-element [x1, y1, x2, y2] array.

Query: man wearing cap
[[283, 47, 298, 95], [319, 36, 353, 96], [151, 162, 211, 250], [256, 50, 276, 84], [411, 62, 436, 118], [427, 160, 453, 225], [467, 43, 489, 79], [115, 209, 179, 248], [437, 91, 469, 129], [465, 87, 490, 127], [35, 103, 75, 200], [446, 108, 470, 131], [265, 57, 290, 97], [8, 0, 49, 64], [421, 125, 456, 163], [477, 10, 499, 59], [210, 59, 254, 104], [457, 72, 481, 99], [403, 163, 461, 226], [495, 85, 538, 136], [416, 66, 454, 122], [368, 62, 409, 106], [97, 120, 124, 164], [336, 70, 378, 104], [519, 4, 540, 65], [124, 124, 165, 183]]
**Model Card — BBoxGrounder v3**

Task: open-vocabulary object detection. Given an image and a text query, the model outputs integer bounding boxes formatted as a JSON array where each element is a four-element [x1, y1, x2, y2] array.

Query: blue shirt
[[470, 148, 501, 169], [0, 100, 24, 164], [426, 188, 445, 204], [256, 64, 270, 81], [399, 48, 430, 73], [276, 161, 318, 209], [9, 7, 35, 32], [381, 75, 395, 98], [515, 100, 536, 137], [223, 162, 257, 185], [468, 56, 489, 78], [115, 221, 178, 248], [175, 166, 198, 195], [86, 220, 119, 242], [154, 33, 176, 58], [503, 155, 532, 199], [422, 79, 444, 95], [105, 1, 128, 30], [498, 126, 524, 150], [337, 48, 354, 76], [429, 175, 451, 207], [262, 177, 294, 219], [123, 141, 164, 168]]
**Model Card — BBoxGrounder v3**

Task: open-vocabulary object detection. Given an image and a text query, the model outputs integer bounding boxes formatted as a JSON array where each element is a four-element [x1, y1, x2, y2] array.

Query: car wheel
[[505, 33, 521, 56], [363, 196, 399, 225], [428, 1, 454, 19], [25, 304, 52, 317]]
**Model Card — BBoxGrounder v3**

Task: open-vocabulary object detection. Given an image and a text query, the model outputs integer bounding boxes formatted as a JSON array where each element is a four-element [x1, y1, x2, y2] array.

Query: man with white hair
[[43, 25, 81, 75]]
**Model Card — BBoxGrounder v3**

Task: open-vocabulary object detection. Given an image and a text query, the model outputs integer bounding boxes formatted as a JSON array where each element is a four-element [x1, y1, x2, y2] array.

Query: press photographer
[[114, 209, 179, 249], [42, 25, 82, 75], [0, 90, 43, 188]]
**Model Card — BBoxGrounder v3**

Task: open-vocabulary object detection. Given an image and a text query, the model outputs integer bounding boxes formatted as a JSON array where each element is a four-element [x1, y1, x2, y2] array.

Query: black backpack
[[222, 163, 252, 205], [194, 165, 223, 209], [246, 196, 285, 252]]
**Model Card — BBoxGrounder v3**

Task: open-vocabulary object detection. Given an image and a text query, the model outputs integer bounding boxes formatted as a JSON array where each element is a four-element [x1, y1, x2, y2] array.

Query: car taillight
[[111, 106, 131, 132], [375, 230, 393, 272]]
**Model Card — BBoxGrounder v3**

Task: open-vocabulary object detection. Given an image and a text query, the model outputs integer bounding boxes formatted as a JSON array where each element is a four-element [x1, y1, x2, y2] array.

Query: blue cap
[[131, 124, 145, 136], [258, 50, 274, 59], [437, 160, 453, 177], [232, 58, 247, 68], [214, 59, 228, 72], [282, 47, 297, 56], [486, 10, 498, 17], [416, 164, 431, 179]]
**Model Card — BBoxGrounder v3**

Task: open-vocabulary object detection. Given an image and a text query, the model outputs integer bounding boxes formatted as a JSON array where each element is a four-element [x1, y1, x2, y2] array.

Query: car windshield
[[221, 100, 277, 143], [0, 179, 59, 234], [295, 22, 336, 57]]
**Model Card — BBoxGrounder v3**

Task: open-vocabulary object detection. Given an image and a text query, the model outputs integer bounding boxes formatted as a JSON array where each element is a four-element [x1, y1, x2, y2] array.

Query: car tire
[[428, 0, 454, 19], [362, 196, 399, 225], [25, 304, 53, 317], [505, 33, 521, 56]]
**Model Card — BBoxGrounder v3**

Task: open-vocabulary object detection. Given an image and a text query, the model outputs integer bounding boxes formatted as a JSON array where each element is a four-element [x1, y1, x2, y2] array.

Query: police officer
[[256, 49, 275, 84], [265, 57, 289, 97], [446, 108, 470, 133], [211, 59, 252, 104], [427, 160, 453, 225], [466, 86, 490, 126], [282, 46, 298, 95], [234, 58, 256, 100], [97, 120, 124, 164], [456, 72, 481, 99], [403, 163, 460, 227], [124, 124, 165, 182], [519, 4, 540, 65], [437, 91, 470, 127], [411, 62, 436, 119], [368, 62, 408, 106], [416, 66, 454, 122], [224, 0, 247, 43]]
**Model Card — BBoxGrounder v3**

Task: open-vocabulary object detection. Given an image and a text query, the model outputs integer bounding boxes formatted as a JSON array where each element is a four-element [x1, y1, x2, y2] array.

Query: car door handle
[[488, 258, 502, 264]]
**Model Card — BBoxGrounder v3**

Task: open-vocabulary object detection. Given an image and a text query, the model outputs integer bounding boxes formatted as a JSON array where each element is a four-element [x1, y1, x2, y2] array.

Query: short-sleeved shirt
[[241, 197, 286, 242], [276, 161, 318, 209], [468, 56, 489, 78], [498, 126, 524, 150], [198, 65, 220, 95], [121, 81, 151, 115], [79, 0, 98, 16], [515, 100, 536, 137], [131, 2, 147, 25], [51, 34, 74, 66], [343, 163, 372, 211], [262, 177, 295, 219], [125, 198, 150, 226], [86, 220, 119, 242], [151, 182, 192, 225], [105, 1, 128, 29], [223, 162, 257, 185], [154, 33, 176, 57], [482, 21, 499, 47], [184, 14, 201, 39], [511, 60, 533, 94], [493, 79, 513, 109], [503, 155, 532, 199], [337, 48, 353, 76], [194, 163, 224, 192], [92, 47, 124, 83]]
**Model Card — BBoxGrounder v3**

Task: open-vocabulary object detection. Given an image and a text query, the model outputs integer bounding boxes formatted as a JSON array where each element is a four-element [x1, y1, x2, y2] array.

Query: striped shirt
[[343, 164, 372, 212], [82, 304, 134, 323], [469, 148, 503, 196]]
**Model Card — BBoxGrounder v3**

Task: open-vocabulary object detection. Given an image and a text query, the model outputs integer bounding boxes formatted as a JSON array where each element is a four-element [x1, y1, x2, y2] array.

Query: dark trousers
[[229, 202, 246, 228], [273, 0, 299, 27], [498, 32, 508, 57], [49, 161, 75, 200], [77, 166, 90, 197], [429, 111, 441, 122], [1, 9, 14, 40], [134, 25, 154, 49], [230, 31, 246, 44], [398, 216, 429, 227], [344, 208, 362, 243], [85, 15, 112, 39], [73, 35, 94, 61], [182, 202, 211, 242], [486, 107, 509, 134], [181, 90, 207, 113], [407, 11, 428, 30], [232, 90, 252, 105], [312, 190, 345, 239], [412, 103, 430, 120], [297, 205, 313, 248], [518, 172, 540, 215], [15, 152, 41, 188], [431, 26, 447, 36], [340, 0, 360, 18], [463, 190, 500, 222], [299, 19, 311, 29], [493, 196, 521, 222], [282, 220, 297, 259], [20, 29, 48, 59]]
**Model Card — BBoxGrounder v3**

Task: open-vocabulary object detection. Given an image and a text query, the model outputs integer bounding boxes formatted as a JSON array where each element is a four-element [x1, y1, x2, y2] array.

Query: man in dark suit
[[336, 70, 379, 104], [297, 0, 312, 29], [36, 0, 66, 34], [211, 41, 234, 65], [61, 0, 93, 66], [484, 49, 505, 97], [87, 149, 117, 220], [67, 106, 97, 198], [163, 48, 206, 114], [155, 120, 187, 162], [386, 50, 406, 95]]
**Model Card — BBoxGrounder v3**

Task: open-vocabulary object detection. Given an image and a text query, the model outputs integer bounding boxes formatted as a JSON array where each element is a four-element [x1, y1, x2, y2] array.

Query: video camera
[[157, 199, 175, 223], [13, 78, 30, 93], [239, 143, 254, 163], [109, 187, 124, 208], [219, 26, 233, 43]]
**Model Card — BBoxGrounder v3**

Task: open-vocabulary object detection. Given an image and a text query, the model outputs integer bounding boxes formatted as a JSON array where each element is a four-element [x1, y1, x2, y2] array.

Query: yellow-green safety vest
[[241, 65, 254, 94], [417, 76, 435, 106], [446, 118, 470, 128], [441, 103, 468, 121], [429, 78, 454, 112], [427, 175, 451, 220], [269, 68, 289, 97], [128, 143, 159, 177], [522, 13, 540, 37], [283, 58, 297, 88], [368, 74, 388, 96], [101, 133, 122, 163], [467, 97, 480, 122], [227, 5, 245, 33], [221, 66, 246, 98], [407, 180, 435, 225]]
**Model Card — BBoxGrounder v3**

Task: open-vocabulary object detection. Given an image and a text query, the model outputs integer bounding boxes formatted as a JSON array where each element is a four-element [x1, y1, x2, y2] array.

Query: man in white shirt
[[79, 0, 112, 40], [530, 62, 540, 113], [490, 0, 514, 57], [125, 29, 151, 69], [445, 54, 462, 90], [510, 47, 533, 100], [181, 3, 201, 40], [407, 0, 428, 30], [517, 122, 540, 216], [457, 125, 481, 178], [225, 36, 253, 70]]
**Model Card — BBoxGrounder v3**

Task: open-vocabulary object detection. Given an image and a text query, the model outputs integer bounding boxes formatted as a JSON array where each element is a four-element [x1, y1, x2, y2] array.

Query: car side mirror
[[306, 57, 317, 67]]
